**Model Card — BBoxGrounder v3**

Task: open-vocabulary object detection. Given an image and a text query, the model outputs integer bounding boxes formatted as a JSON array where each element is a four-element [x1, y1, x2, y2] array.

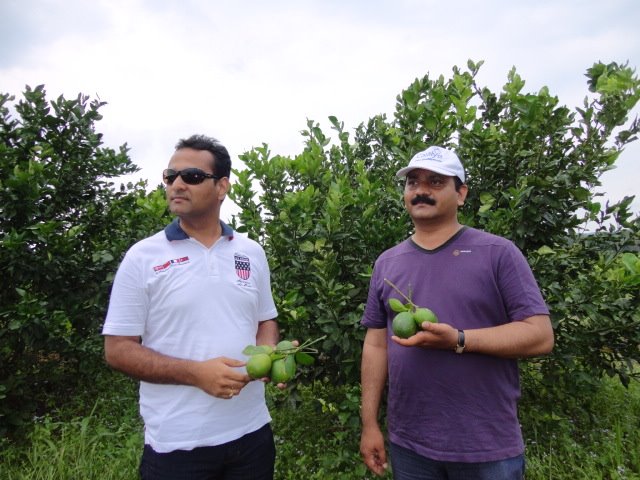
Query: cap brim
[[395, 166, 414, 178], [396, 165, 465, 183], [395, 165, 459, 179]]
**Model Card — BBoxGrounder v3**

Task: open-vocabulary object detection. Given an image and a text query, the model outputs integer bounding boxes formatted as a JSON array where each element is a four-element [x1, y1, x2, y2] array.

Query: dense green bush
[[229, 60, 640, 415], [0, 86, 171, 436], [269, 381, 383, 479], [230, 130, 408, 383]]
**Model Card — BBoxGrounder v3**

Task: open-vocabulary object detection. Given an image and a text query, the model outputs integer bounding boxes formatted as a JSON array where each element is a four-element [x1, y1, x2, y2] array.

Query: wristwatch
[[455, 329, 466, 354]]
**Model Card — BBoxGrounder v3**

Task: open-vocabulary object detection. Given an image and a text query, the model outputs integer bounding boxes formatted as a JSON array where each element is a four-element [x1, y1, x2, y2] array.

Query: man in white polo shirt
[[103, 134, 280, 479]]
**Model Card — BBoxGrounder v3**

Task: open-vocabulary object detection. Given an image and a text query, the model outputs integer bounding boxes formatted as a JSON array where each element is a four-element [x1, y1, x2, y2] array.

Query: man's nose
[[170, 175, 188, 189], [415, 179, 434, 193]]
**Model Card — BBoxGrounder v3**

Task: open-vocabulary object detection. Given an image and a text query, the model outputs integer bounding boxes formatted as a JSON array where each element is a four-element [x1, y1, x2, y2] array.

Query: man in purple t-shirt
[[359, 146, 554, 480]]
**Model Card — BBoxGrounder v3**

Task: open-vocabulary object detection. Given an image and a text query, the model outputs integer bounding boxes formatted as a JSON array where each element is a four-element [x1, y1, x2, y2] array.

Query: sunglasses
[[162, 168, 221, 185]]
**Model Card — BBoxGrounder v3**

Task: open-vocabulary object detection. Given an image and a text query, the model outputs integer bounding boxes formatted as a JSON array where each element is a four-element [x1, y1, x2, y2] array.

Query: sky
[[1, 0, 639, 221]]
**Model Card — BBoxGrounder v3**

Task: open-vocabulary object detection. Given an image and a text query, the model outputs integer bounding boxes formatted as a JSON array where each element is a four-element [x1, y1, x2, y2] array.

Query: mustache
[[411, 195, 436, 206]]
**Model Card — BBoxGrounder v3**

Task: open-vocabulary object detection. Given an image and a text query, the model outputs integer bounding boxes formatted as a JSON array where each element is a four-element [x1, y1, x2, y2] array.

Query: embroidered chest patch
[[234, 253, 251, 280]]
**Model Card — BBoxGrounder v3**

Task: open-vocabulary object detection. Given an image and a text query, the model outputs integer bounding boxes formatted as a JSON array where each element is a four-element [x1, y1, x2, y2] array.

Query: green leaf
[[242, 345, 266, 356], [621, 253, 639, 274], [295, 352, 315, 366], [388, 298, 407, 313], [299, 240, 315, 252]]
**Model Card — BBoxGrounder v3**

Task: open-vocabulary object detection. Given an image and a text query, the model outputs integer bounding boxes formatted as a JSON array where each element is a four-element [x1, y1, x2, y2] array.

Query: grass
[[1, 370, 639, 479], [0, 371, 143, 480], [524, 376, 640, 479]]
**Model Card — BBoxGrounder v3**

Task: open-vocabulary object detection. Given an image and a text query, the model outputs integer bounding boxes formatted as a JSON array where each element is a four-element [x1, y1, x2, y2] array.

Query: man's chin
[[169, 206, 188, 217], [169, 201, 188, 213]]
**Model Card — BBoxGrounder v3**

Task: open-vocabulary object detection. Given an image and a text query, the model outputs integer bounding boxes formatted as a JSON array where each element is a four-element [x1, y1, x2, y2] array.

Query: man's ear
[[217, 176, 231, 202], [457, 184, 468, 207]]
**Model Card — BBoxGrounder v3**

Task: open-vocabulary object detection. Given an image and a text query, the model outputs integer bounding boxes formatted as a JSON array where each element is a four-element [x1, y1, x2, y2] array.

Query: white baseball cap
[[395, 146, 465, 183]]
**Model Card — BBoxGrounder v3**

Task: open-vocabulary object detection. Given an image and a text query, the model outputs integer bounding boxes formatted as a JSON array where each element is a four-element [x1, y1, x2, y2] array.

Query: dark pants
[[389, 442, 525, 480], [139, 423, 275, 480]]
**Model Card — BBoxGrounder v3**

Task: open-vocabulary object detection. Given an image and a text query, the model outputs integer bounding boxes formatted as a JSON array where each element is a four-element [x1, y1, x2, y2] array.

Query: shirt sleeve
[[102, 251, 149, 336], [498, 242, 550, 321], [360, 260, 388, 329]]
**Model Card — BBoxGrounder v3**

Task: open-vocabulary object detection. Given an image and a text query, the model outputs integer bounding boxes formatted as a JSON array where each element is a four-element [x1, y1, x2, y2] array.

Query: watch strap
[[455, 329, 465, 354]]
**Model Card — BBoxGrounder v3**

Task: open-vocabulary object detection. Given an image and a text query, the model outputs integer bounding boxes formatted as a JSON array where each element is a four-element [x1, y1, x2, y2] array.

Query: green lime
[[284, 354, 296, 378], [271, 358, 291, 383], [413, 307, 438, 326], [392, 311, 417, 338], [246, 353, 272, 379], [271, 356, 296, 383]]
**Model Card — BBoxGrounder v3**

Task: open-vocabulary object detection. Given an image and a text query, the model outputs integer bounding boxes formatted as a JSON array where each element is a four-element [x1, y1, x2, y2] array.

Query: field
[[1, 369, 639, 480]]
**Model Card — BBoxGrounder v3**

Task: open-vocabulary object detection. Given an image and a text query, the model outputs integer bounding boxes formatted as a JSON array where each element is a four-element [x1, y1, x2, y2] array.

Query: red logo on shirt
[[234, 253, 251, 280], [153, 256, 190, 273]]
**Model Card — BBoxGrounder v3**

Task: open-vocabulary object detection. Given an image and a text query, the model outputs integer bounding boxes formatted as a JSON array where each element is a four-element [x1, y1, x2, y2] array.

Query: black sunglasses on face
[[162, 168, 221, 185]]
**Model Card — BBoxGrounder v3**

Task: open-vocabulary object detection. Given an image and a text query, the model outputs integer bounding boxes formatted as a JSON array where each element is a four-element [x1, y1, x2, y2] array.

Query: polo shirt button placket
[[207, 249, 219, 277]]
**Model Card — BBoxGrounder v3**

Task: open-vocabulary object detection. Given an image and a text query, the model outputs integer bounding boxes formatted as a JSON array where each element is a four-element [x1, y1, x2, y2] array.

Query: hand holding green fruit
[[386, 278, 438, 339], [413, 307, 438, 325], [392, 311, 417, 338], [246, 353, 272, 378], [242, 336, 325, 384]]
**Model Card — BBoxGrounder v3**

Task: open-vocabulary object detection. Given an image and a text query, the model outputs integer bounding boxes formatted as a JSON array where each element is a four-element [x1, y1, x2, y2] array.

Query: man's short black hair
[[175, 134, 231, 179]]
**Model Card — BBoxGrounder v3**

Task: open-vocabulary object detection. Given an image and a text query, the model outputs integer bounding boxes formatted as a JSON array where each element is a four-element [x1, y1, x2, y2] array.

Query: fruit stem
[[298, 335, 326, 351], [277, 335, 327, 355], [383, 278, 415, 307]]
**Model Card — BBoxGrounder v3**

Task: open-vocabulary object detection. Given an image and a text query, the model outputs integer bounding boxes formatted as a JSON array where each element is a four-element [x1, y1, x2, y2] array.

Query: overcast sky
[[1, 0, 638, 220]]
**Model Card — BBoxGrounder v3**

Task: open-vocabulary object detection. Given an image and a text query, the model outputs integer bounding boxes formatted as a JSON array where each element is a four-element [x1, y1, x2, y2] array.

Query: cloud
[[0, 0, 111, 68], [1, 0, 638, 221]]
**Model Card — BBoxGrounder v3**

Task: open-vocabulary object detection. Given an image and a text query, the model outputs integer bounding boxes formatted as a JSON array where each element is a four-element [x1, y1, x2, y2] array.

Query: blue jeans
[[139, 423, 275, 480], [389, 442, 525, 480]]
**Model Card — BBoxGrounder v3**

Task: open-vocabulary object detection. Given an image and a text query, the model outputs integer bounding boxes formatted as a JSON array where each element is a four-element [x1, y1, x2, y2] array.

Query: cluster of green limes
[[243, 337, 323, 383], [389, 297, 438, 339]]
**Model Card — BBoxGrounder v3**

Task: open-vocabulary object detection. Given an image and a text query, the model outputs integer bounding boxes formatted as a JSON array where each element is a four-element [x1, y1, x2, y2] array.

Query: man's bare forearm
[[361, 329, 388, 428], [256, 319, 280, 347], [104, 335, 200, 385]]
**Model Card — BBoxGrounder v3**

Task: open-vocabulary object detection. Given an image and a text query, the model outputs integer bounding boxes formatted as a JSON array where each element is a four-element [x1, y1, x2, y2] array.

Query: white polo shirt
[[103, 220, 278, 452]]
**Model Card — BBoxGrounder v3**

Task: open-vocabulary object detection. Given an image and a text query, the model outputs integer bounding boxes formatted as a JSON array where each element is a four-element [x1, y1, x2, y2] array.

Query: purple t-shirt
[[361, 227, 549, 463]]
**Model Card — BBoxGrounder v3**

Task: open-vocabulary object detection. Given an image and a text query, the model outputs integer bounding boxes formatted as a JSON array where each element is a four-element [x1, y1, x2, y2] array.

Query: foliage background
[[0, 87, 172, 434], [229, 60, 640, 408], [0, 60, 638, 476]]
